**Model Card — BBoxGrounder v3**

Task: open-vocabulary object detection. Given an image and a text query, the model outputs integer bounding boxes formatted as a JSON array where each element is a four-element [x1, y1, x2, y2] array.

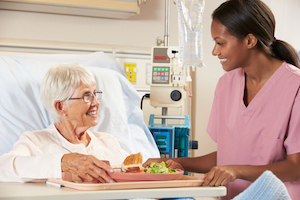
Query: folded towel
[[233, 170, 291, 200]]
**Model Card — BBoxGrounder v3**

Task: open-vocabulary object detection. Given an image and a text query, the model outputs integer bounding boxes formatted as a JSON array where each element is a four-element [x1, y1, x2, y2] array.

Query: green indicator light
[[156, 141, 166, 145], [159, 148, 167, 151], [156, 136, 167, 139]]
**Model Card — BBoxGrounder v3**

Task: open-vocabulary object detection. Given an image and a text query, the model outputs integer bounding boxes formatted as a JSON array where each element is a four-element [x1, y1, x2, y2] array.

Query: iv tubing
[[186, 66, 193, 97], [164, 0, 170, 47]]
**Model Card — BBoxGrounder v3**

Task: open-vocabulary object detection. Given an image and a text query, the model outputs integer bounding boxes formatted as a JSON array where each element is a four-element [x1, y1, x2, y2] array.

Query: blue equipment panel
[[149, 115, 190, 159], [151, 128, 174, 158]]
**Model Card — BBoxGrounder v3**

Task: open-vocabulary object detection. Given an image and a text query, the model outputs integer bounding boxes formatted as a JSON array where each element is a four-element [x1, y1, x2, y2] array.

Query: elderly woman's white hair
[[40, 63, 96, 124]]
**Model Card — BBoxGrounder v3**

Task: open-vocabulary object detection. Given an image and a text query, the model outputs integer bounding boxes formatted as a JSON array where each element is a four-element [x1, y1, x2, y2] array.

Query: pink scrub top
[[207, 62, 300, 200]]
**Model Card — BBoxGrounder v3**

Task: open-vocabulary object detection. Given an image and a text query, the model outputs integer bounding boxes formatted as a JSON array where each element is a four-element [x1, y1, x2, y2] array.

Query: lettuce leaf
[[144, 161, 177, 174]]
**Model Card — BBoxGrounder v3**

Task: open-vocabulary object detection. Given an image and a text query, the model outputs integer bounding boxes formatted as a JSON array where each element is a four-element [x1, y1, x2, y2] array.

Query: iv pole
[[162, 0, 170, 125]]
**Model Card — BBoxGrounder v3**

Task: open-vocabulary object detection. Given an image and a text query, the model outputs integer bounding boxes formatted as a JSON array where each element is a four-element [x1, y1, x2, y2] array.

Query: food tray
[[47, 175, 204, 191], [110, 170, 184, 182]]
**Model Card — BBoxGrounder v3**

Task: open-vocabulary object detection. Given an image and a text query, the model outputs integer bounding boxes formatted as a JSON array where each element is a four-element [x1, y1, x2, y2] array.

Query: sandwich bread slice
[[121, 152, 144, 173]]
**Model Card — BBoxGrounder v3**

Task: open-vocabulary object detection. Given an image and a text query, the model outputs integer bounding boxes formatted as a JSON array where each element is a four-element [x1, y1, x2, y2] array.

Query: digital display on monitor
[[154, 56, 167, 60]]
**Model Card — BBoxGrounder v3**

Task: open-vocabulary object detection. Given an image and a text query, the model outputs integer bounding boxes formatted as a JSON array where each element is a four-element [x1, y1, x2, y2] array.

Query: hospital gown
[[0, 124, 129, 182], [207, 61, 300, 200]]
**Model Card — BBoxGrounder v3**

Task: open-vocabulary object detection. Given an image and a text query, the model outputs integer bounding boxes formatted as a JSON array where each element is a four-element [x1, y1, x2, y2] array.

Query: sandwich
[[121, 152, 144, 173]]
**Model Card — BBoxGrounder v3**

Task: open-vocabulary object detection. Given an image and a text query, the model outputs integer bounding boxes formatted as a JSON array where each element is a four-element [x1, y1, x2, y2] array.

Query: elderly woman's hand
[[61, 153, 115, 183]]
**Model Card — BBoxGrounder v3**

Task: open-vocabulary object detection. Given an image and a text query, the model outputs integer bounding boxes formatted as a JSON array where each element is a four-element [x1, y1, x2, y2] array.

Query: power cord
[[140, 93, 150, 110]]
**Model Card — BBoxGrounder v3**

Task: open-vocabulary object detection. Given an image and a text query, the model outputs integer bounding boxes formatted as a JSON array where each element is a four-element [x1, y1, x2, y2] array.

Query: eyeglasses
[[68, 90, 103, 103]]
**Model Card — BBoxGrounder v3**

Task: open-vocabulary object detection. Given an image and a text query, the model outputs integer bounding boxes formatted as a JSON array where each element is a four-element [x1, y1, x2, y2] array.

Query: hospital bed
[[0, 51, 160, 160]]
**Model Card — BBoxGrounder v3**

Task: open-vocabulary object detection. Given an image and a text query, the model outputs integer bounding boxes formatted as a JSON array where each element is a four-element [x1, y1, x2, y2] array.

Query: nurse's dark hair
[[212, 0, 300, 68]]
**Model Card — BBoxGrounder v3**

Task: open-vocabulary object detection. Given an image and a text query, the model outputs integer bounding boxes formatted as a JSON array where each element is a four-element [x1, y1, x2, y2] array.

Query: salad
[[144, 161, 177, 174]]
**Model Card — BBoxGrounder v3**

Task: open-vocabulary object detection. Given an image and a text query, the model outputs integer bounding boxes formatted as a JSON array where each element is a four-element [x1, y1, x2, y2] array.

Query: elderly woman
[[0, 63, 129, 183]]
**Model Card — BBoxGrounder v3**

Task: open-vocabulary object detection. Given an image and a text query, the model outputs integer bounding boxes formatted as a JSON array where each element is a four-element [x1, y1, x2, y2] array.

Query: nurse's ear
[[54, 100, 66, 116], [245, 33, 258, 49]]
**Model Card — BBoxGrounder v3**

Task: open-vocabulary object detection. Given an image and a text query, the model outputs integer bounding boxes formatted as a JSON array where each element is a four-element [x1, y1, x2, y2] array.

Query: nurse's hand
[[166, 160, 184, 171], [202, 165, 237, 186], [61, 153, 115, 183], [143, 158, 167, 168], [143, 158, 184, 171]]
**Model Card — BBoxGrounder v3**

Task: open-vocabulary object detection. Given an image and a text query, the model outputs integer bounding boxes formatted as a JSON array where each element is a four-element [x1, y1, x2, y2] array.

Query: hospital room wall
[[0, 0, 224, 158], [0, 0, 299, 160]]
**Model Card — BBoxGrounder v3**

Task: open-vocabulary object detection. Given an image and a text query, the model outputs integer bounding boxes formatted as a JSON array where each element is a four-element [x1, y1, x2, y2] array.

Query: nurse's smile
[[220, 58, 228, 65]]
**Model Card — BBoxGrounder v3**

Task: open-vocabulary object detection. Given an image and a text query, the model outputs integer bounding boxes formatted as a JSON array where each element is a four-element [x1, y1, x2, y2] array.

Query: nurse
[[144, 0, 300, 199]]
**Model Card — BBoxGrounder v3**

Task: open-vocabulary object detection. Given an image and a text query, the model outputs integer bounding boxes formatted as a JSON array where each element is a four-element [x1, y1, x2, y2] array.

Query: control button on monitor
[[170, 90, 182, 101]]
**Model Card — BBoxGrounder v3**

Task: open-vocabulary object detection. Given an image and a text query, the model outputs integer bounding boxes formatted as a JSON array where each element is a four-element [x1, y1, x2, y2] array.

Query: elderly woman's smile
[[87, 110, 97, 117]]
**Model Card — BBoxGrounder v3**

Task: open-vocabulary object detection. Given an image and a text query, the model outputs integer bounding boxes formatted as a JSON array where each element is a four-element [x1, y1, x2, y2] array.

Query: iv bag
[[177, 0, 205, 68]]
